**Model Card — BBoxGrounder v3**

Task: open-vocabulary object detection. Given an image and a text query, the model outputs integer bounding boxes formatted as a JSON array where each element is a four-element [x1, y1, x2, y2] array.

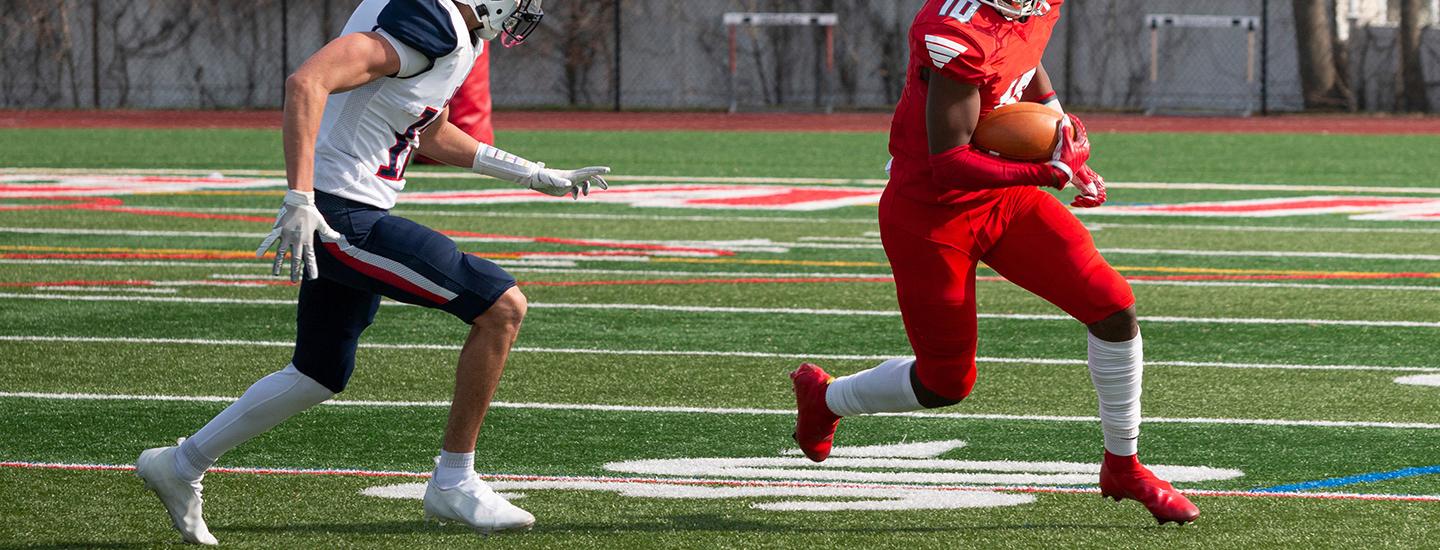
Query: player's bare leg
[[441, 286, 527, 454], [1086, 306, 1200, 525], [423, 286, 535, 533]]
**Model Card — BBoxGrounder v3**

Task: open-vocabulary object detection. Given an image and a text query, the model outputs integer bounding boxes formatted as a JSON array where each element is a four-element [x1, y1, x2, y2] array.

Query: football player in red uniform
[[790, 0, 1199, 524]]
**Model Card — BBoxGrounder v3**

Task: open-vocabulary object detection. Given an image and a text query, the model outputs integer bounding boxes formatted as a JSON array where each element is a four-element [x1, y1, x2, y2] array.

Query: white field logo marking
[[0, 174, 881, 211], [1395, 374, 1440, 388], [0, 174, 277, 197], [360, 439, 1242, 511]]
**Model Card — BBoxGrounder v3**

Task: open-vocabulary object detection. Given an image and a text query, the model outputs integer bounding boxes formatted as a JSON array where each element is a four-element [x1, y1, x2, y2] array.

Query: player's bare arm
[[923, 68, 983, 154], [283, 32, 401, 194], [253, 32, 402, 283], [1019, 63, 1059, 109]]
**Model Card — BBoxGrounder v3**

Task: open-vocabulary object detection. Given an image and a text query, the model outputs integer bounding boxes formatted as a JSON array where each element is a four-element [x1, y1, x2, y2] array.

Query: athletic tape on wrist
[[472, 143, 541, 185]]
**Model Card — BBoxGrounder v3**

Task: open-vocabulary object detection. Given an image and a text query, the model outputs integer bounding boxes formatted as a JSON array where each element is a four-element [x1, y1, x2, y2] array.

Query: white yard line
[[12, 219, 1437, 239], [172, 208, 881, 225], [0, 227, 265, 238], [0, 334, 1434, 373], [1126, 280, 1440, 292], [3, 292, 1436, 329], [0, 259, 262, 269], [15, 226, 1440, 260], [10, 167, 1440, 195], [0, 390, 1436, 430], [529, 302, 1440, 329], [1087, 222, 1440, 235], [723, 242, 1440, 260], [2, 262, 1437, 292], [43, 286, 180, 294], [1102, 248, 1440, 262], [1103, 181, 1440, 195]]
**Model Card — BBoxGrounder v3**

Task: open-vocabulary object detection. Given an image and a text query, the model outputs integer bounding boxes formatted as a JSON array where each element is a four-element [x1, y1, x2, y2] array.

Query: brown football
[[971, 102, 1064, 161]]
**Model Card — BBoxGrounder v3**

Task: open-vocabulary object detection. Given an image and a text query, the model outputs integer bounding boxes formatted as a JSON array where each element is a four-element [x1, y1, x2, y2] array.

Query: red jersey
[[888, 0, 1062, 205]]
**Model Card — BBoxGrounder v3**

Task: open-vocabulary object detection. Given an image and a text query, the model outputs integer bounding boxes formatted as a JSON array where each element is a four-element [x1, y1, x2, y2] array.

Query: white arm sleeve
[[373, 29, 431, 78], [472, 143, 542, 185]]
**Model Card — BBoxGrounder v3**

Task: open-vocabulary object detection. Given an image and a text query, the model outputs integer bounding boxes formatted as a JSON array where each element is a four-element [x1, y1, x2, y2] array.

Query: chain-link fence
[[3, 0, 1437, 113]]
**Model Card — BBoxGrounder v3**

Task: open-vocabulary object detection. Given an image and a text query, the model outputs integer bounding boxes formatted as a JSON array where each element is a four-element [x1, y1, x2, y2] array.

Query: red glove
[[1070, 165, 1107, 208], [1047, 114, 1091, 190]]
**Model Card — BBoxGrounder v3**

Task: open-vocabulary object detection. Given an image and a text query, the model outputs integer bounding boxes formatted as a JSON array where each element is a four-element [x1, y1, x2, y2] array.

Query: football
[[971, 102, 1065, 161]]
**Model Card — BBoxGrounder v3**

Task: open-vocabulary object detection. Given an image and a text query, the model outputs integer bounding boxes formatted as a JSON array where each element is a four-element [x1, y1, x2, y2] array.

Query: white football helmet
[[461, 0, 543, 45], [976, 0, 1044, 20]]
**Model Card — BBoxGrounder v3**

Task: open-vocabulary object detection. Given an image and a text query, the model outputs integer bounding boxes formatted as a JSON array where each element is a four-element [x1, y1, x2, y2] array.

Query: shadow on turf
[[0, 545, 149, 550], [221, 515, 1143, 537], [545, 515, 1145, 534]]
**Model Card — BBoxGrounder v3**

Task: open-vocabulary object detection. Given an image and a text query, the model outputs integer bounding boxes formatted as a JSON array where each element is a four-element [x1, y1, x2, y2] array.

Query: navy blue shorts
[[291, 192, 517, 393]]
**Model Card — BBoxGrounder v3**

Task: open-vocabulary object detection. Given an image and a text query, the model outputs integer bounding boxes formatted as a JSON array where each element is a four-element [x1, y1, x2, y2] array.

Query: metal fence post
[[613, 0, 622, 112], [92, 0, 100, 108], [1260, 0, 1269, 115], [282, 0, 290, 105]]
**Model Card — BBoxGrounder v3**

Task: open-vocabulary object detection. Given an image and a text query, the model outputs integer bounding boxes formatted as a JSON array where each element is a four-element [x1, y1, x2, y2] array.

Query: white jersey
[[313, 0, 484, 209]]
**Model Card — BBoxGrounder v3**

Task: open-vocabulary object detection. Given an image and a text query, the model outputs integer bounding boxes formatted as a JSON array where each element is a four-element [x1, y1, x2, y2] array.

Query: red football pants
[[879, 185, 1135, 401]]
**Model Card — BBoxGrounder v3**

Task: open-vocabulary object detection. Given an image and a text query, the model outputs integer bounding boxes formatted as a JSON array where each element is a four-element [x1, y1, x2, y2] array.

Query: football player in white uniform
[[135, 0, 607, 543]]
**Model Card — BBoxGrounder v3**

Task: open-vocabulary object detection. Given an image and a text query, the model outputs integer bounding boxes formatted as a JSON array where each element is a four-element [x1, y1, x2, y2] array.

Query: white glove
[[527, 165, 611, 199], [472, 143, 610, 199], [255, 190, 342, 283]]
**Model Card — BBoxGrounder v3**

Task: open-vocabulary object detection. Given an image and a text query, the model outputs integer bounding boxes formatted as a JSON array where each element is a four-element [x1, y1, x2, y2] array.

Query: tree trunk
[[1398, 0, 1432, 111], [1292, 0, 1353, 109]]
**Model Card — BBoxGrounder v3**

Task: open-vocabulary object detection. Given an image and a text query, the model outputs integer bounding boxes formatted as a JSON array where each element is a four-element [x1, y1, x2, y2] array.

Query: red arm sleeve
[[930, 145, 1065, 190]]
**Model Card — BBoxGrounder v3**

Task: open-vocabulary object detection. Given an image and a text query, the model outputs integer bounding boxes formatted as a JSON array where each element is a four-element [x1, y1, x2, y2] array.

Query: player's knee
[[912, 358, 975, 408], [475, 286, 527, 334], [1088, 306, 1139, 342], [291, 359, 352, 394]]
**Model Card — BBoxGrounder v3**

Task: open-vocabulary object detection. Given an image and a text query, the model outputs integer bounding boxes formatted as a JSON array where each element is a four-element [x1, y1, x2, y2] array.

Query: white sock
[[433, 450, 476, 490], [1087, 332, 1143, 456], [824, 358, 923, 417], [174, 364, 335, 481]]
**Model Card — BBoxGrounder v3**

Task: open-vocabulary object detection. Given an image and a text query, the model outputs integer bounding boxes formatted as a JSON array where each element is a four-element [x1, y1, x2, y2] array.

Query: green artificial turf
[[1, 127, 1438, 548]]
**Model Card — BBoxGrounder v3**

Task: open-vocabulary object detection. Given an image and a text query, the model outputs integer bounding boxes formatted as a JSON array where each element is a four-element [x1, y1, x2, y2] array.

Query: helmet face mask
[[976, 0, 1040, 20], [498, 0, 543, 46], [468, 0, 544, 46]]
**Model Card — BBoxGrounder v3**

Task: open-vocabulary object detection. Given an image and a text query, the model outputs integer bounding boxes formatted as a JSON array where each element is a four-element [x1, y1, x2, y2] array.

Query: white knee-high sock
[[1087, 332, 1143, 456], [824, 358, 923, 417], [173, 364, 335, 481]]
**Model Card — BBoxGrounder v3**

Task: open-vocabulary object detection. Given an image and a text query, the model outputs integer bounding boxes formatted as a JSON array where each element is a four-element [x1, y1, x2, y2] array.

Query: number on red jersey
[[996, 67, 1039, 107], [939, 0, 982, 23]]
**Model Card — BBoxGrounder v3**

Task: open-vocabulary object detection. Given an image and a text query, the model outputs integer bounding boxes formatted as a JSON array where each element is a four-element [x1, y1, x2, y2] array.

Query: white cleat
[[423, 475, 535, 534], [135, 442, 218, 546]]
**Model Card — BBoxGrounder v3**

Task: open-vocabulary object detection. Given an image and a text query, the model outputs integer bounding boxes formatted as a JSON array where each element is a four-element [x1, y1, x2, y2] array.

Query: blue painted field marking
[[1253, 465, 1440, 493]]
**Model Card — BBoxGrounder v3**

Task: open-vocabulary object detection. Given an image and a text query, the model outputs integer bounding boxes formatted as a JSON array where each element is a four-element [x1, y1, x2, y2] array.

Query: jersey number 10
[[376, 107, 441, 181], [939, 0, 981, 23]]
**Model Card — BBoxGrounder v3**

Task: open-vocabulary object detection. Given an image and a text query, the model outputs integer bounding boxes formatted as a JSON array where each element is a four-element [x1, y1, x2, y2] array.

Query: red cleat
[[790, 363, 841, 462], [1099, 451, 1201, 525]]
